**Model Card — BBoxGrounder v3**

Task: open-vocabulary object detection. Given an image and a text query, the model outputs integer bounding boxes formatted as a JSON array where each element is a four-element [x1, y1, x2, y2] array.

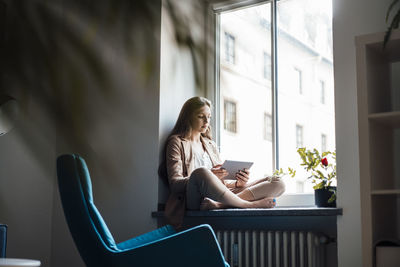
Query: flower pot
[[314, 187, 336, 207]]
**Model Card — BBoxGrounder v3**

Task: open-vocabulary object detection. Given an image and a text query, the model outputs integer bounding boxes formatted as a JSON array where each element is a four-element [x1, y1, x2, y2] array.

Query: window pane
[[277, 0, 335, 193], [219, 3, 273, 180]]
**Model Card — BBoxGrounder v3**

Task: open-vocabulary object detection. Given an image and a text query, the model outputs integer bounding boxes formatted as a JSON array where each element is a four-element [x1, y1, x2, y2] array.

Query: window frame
[[206, 0, 318, 207]]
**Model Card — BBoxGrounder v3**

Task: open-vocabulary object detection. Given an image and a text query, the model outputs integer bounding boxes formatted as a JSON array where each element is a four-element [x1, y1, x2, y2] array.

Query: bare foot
[[200, 198, 223, 210], [249, 197, 276, 208]]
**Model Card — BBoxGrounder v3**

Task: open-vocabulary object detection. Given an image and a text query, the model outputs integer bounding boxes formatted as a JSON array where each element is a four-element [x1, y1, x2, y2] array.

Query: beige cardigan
[[165, 134, 222, 228]]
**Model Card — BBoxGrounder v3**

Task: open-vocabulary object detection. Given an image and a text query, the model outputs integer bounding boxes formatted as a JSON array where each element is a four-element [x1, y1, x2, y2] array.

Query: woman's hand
[[235, 169, 250, 188], [211, 164, 229, 180]]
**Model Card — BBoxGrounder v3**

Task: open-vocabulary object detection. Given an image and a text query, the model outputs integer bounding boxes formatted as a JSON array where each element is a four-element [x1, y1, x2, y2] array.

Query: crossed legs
[[185, 167, 285, 210]]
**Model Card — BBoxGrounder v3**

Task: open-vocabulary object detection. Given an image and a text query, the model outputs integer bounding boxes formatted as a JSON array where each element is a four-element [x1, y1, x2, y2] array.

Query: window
[[296, 125, 303, 148], [224, 32, 235, 64], [214, 0, 335, 196], [296, 181, 304, 193], [320, 80, 326, 104], [224, 100, 237, 133], [294, 68, 303, 94], [321, 134, 327, 152], [263, 52, 271, 80], [263, 113, 272, 141]]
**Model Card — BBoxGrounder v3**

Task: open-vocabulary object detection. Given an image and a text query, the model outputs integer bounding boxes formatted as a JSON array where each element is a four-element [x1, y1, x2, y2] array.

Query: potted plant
[[275, 148, 337, 207]]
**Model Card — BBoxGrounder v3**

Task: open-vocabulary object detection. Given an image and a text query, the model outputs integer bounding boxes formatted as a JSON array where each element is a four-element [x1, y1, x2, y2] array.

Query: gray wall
[[158, 0, 207, 203], [1, 1, 163, 266], [332, 0, 393, 266], [0, 103, 55, 267]]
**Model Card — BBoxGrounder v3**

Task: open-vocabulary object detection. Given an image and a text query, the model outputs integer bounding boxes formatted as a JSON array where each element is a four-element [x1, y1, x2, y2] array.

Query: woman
[[161, 96, 285, 228]]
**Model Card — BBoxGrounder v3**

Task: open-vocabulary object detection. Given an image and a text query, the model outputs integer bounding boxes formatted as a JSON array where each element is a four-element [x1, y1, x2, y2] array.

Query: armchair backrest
[[57, 154, 117, 265], [0, 224, 7, 258]]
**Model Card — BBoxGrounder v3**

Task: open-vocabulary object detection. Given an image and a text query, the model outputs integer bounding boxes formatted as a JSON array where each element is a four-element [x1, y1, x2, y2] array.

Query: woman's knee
[[190, 167, 215, 184], [272, 179, 286, 196]]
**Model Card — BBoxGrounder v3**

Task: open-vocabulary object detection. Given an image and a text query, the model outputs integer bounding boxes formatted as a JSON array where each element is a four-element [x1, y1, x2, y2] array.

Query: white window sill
[[277, 193, 315, 207]]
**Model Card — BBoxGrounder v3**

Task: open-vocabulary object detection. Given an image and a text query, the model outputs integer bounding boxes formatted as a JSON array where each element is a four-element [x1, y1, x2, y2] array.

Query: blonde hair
[[169, 96, 212, 140], [158, 96, 213, 183]]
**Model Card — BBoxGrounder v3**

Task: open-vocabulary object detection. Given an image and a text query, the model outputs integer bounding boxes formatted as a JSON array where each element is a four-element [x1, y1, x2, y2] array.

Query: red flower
[[321, 157, 328, 167]]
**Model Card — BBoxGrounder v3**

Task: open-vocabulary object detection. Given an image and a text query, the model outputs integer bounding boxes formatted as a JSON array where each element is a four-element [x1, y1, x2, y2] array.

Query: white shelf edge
[[371, 189, 400, 195]]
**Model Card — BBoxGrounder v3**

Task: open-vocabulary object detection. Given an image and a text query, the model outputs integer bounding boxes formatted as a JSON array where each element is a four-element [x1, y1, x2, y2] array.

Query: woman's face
[[191, 105, 211, 134]]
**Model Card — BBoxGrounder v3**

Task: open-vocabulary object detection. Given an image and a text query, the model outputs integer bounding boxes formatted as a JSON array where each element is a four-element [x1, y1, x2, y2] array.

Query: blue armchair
[[57, 154, 229, 267], [0, 224, 6, 258]]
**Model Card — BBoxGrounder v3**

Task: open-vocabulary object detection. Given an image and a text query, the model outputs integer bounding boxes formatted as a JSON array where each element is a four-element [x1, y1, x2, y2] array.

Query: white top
[[0, 258, 41, 267], [192, 146, 213, 170]]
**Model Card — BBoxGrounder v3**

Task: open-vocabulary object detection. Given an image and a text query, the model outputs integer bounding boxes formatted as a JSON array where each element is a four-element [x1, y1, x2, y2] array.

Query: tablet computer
[[221, 160, 254, 180]]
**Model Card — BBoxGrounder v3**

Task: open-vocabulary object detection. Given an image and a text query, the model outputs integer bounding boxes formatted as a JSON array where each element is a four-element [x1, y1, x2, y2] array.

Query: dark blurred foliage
[[0, 0, 206, 179], [384, 0, 400, 47]]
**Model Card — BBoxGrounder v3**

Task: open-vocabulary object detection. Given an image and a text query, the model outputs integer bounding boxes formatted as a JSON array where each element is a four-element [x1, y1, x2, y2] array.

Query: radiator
[[216, 230, 326, 267]]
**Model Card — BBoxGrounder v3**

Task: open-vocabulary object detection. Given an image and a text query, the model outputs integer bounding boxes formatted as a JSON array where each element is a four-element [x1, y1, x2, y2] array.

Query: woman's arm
[[166, 137, 189, 194], [224, 180, 236, 189]]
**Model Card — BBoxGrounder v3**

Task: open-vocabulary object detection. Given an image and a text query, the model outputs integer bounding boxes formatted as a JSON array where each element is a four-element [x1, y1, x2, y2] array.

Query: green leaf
[[328, 193, 336, 203], [313, 182, 325, 190], [313, 148, 320, 159], [316, 170, 325, 179], [384, 9, 400, 48], [386, 0, 400, 22], [307, 152, 313, 164], [322, 151, 329, 157]]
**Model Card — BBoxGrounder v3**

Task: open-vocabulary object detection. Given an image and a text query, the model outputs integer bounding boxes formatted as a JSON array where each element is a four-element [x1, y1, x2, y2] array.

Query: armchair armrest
[[117, 225, 175, 250], [113, 224, 228, 267]]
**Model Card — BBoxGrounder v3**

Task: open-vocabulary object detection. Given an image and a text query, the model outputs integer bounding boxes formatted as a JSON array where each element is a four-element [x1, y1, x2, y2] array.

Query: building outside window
[[321, 133, 327, 152], [263, 52, 271, 80], [296, 124, 303, 148], [320, 80, 326, 104], [224, 32, 235, 64], [224, 100, 237, 133], [216, 0, 335, 195], [263, 113, 272, 141], [294, 67, 303, 94], [296, 181, 305, 193]]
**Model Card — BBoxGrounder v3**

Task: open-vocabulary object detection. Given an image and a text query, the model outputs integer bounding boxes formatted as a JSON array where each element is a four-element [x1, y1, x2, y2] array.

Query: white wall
[[332, 0, 392, 266]]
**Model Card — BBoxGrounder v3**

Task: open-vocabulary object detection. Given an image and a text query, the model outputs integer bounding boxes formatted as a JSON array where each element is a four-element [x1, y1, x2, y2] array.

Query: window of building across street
[[224, 100, 237, 133], [224, 32, 236, 64]]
